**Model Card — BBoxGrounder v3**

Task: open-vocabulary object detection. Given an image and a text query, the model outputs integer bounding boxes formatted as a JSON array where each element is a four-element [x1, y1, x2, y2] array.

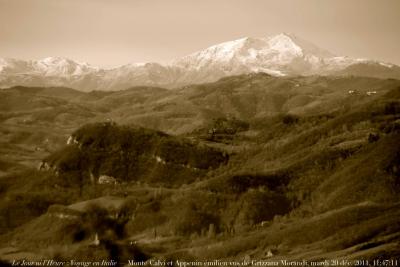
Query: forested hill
[[45, 122, 228, 188]]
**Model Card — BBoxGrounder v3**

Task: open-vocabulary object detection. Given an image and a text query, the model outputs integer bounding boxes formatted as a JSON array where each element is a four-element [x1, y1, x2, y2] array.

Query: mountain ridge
[[1, 33, 400, 91]]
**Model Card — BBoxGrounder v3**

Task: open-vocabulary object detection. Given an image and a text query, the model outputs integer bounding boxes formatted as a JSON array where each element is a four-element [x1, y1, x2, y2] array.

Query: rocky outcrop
[[37, 161, 51, 171], [47, 204, 81, 220], [67, 135, 78, 145]]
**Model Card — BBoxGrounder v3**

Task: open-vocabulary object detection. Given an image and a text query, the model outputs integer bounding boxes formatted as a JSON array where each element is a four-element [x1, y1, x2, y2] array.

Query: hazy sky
[[0, 0, 399, 67]]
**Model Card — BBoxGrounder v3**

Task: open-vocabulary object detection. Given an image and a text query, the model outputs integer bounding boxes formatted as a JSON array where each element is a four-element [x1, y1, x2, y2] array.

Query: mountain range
[[1, 33, 400, 91]]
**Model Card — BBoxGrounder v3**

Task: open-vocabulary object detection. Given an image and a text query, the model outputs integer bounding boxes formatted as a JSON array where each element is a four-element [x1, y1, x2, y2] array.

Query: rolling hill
[[0, 74, 399, 264]]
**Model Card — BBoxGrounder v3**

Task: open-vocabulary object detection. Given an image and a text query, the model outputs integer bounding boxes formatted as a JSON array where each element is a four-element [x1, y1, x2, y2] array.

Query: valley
[[0, 73, 400, 265]]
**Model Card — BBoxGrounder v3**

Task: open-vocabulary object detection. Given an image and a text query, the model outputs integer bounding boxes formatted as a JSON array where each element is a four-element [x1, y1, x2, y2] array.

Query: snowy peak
[[173, 33, 338, 73], [174, 37, 249, 67], [0, 56, 99, 77], [271, 33, 335, 58], [37, 56, 74, 65], [34, 57, 97, 76], [267, 33, 302, 54]]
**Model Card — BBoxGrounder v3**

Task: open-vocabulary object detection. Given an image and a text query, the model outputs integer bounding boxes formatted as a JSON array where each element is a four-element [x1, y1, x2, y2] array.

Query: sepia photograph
[[0, 0, 400, 266]]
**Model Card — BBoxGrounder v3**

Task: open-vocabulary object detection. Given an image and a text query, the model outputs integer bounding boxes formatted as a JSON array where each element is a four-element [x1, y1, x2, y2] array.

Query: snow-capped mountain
[[174, 33, 336, 76], [1, 33, 399, 91], [0, 57, 98, 76]]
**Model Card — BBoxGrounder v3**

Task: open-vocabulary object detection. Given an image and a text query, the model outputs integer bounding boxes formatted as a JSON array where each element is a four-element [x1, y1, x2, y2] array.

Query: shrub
[[173, 202, 219, 236], [235, 189, 291, 227], [170, 191, 222, 236], [282, 114, 299, 125]]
